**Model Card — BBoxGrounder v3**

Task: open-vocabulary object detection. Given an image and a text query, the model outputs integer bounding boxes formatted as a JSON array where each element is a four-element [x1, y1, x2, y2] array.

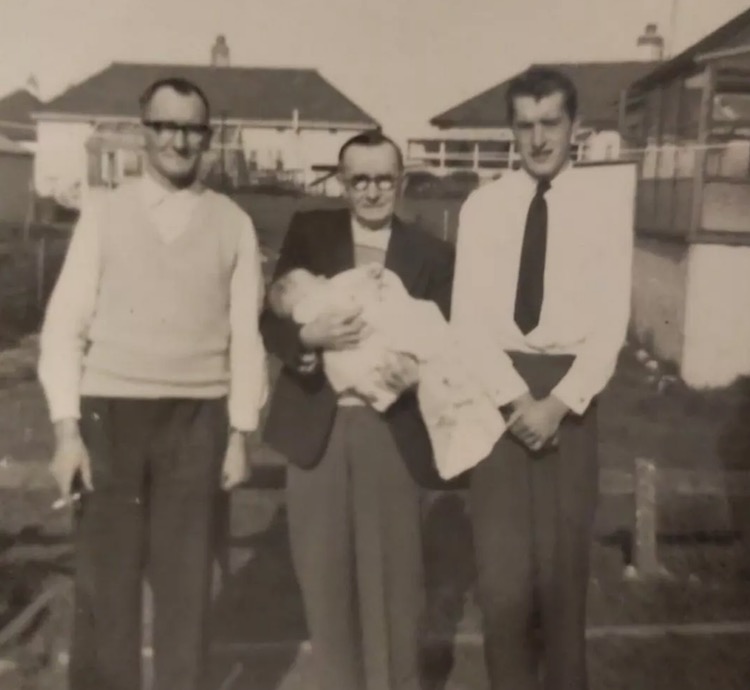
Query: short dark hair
[[338, 129, 404, 170], [139, 77, 211, 122], [506, 67, 578, 124]]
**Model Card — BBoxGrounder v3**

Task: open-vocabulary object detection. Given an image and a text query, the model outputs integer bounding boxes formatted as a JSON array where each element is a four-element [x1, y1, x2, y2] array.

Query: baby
[[267, 264, 506, 480], [267, 264, 419, 412]]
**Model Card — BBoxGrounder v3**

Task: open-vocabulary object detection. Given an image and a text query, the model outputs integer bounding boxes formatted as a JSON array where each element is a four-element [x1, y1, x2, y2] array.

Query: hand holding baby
[[300, 306, 366, 351], [268, 268, 367, 352]]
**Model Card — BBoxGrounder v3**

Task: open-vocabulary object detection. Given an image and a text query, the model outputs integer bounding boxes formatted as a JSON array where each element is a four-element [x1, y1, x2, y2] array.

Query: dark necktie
[[514, 179, 551, 335]]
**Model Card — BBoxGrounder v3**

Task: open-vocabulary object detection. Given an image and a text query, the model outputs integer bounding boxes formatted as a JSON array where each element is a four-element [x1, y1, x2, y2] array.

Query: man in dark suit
[[261, 130, 454, 690]]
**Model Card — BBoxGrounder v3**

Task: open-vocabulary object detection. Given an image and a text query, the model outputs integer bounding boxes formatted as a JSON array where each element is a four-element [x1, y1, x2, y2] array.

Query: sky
[[1, 0, 749, 139]]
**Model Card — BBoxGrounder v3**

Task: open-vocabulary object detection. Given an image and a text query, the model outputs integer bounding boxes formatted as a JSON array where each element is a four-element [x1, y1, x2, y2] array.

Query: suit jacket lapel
[[325, 209, 355, 276], [385, 216, 424, 293]]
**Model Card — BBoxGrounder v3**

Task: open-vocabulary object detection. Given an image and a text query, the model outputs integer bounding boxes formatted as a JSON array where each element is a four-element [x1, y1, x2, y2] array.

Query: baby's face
[[272, 270, 326, 313]]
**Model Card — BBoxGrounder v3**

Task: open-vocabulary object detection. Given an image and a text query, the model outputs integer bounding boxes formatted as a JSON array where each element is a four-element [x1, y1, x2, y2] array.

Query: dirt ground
[[0, 333, 749, 688]]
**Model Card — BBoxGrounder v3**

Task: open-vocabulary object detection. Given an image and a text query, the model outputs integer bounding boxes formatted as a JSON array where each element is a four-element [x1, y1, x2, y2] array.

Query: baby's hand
[[381, 353, 419, 394], [363, 263, 384, 280]]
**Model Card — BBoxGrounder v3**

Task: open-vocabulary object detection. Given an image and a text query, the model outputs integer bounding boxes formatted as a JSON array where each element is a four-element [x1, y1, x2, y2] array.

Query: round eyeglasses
[[346, 174, 398, 192], [142, 120, 211, 143]]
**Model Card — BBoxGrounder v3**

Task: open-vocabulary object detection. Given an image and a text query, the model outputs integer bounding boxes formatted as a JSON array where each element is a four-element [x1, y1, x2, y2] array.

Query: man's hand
[[222, 430, 249, 491], [508, 394, 569, 452], [300, 307, 365, 351], [51, 419, 92, 499]]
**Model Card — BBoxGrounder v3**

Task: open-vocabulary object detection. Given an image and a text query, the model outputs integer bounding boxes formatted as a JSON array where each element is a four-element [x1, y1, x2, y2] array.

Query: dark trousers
[[69, 397, 228, 690], [469, 354, 598, 690], [287, 406, 424, 690]]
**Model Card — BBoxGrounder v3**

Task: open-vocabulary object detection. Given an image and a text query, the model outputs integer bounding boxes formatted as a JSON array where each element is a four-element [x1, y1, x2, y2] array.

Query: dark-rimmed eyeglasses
[[142, 120, 211, 142], [345, 174, 398, 192]]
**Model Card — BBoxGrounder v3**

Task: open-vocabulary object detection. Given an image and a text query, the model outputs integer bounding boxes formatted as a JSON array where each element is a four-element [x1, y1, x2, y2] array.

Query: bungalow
[[0, 134, 33, 225], [0, 89, 40, 153], [32, 36, 378, 206], [407, 25, 664, 177]]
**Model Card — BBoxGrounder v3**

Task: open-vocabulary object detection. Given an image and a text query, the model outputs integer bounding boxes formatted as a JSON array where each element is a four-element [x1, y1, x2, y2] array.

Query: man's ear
[[570, 117, 581, 142], [201, 126, 213, 152], [336, 170, 347, 189]]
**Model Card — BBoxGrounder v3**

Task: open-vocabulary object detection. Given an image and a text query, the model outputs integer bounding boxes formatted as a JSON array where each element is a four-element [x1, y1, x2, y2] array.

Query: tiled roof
[[431, 61, 659, 130], [37, 62, 378, 127]]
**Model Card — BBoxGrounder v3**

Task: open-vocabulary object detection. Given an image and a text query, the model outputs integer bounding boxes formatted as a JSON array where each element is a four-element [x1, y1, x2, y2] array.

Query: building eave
[[32, 111, 376, 131]]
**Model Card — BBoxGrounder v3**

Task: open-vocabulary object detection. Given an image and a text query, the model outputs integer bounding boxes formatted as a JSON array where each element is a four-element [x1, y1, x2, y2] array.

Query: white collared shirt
[[451, 163, 635, 414], [351, 216, 392, 252], [139, 172, 204, 244], [336, 216, 392, 407]]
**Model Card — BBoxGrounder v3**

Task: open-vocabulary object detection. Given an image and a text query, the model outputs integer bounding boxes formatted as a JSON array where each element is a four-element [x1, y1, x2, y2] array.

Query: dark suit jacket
[[261, 207, 465, 490]]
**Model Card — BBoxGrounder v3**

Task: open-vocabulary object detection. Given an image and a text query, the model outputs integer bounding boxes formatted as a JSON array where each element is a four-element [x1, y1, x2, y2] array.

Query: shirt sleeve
[[450, 191, 530, 407], [37, 206, 101, 421], [228, 211, 269, 432], [551, 167, 635, 414]]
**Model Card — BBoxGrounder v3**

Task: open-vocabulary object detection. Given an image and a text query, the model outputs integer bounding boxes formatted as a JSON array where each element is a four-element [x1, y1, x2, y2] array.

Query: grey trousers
[[469, 353, 599, 690], [69, 397, 227, 690], [286, 406, 424, 690]]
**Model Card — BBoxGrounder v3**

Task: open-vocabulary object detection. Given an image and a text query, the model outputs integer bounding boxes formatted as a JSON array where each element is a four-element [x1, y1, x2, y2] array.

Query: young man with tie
[[451, 67, 634, 690], [38, 77, 267, 690]]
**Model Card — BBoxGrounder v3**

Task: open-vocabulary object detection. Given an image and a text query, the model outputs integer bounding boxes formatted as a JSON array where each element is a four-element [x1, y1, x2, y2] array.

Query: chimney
[[25, 74, 40, 97], [211, 35, 230, 67], [636, 23, 664, 61]]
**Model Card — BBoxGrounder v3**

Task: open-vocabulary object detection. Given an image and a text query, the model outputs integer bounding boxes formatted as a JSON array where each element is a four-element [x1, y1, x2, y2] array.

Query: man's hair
[[338, 129, 404, 170], [139, 77, 211, 122], [506, 67, 578, 124]]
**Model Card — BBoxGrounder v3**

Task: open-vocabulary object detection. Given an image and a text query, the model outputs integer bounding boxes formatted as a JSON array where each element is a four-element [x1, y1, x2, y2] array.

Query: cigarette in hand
[[51, 492, 82, 511]]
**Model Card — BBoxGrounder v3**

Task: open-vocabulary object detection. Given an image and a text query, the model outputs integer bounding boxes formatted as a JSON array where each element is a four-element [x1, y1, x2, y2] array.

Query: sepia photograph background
[[0, 0, 750, 688]]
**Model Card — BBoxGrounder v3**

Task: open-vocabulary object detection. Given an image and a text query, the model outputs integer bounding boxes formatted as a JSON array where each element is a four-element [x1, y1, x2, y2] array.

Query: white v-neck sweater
[[79, 183, 240, 399]]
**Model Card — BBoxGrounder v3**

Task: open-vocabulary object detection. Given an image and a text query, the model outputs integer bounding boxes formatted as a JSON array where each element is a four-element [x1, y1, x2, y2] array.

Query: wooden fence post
[[633, 457, 661, 577]]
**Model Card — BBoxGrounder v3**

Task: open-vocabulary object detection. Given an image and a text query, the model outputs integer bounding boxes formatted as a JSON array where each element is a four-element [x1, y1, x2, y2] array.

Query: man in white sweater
[[38, 77, 267, 690]]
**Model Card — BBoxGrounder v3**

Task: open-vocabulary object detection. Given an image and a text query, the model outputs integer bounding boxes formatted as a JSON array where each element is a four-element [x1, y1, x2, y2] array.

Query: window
[[422, 140, 441, 154], [477, 140, 511, 153], [622, 95, 647, 149], [712, 92, 750, 123], [444, 140, 474, 169], [87, 151, 103, 187], [444, 140, 473, 154], [121, 150, 142, 177], [476, 140, 512, 169], [102, 151, 118, 186]]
